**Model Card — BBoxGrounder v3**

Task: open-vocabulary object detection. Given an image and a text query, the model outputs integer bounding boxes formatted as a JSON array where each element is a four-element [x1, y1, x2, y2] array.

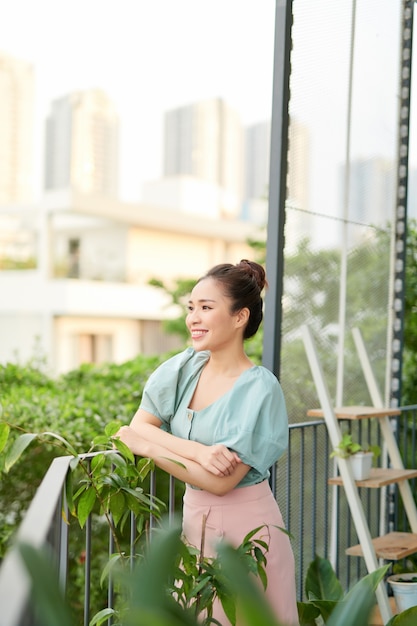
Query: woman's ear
[[235, 307, 250, 328]]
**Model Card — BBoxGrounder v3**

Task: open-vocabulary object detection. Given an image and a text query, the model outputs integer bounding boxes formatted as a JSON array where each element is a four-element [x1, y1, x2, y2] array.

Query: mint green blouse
[[139, 348, 288, 487]]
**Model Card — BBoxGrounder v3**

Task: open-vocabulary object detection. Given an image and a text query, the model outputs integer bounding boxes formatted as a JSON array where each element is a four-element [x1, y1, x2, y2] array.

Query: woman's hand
[[196, 444, 241, 477], [114, 425, 146, 457]]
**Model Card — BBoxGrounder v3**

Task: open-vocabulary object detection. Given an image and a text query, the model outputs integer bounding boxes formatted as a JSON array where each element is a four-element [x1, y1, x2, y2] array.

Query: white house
[[0, 188, 262, 373]]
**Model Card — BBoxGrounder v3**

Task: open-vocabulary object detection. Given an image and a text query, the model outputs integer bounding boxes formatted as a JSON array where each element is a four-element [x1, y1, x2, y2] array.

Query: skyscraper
[[163, 98, 243, 217], [244, 118, 309, 211], [0, 51, 34, 204], [44, 89, 119, 197]]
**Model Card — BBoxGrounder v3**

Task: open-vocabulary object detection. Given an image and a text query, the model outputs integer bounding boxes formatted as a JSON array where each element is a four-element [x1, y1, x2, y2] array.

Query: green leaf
[[136, 456, 155, 480], [77, 487, 96, 528], [0, 422, 10, 453], [386, 606, 417, 625], [216, 542, 281, 626], [4, 432, 38, 472], [297, 600, 320, 625], [90, 452, 106, 474], [309, 599, 339, 621], [109, 491, 126, 526], [89, 607, 117, 626], [100, 553, 123, 588], [41, 431, 78, 456], [305, 555, 344, 602], [112, 437, 135, 463], [326, 576, 378, 626], [104, 420, 122, 437], [91, 434, 111, 447]]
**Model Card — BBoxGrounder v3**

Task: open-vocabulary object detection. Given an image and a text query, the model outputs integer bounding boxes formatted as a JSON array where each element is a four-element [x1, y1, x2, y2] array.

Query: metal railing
[[1, 408, 416, 626]]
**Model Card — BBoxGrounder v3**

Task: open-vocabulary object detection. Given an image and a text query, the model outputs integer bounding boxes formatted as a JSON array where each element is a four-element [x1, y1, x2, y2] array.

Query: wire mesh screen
[[274, 0, 405, 595], [281, 0, 401, 423]]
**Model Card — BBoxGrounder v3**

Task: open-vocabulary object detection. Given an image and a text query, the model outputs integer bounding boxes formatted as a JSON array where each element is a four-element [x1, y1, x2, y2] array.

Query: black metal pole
[[263, 0, 293, 494], [390, 0, 414, 410], [262, 0, 293, 380]]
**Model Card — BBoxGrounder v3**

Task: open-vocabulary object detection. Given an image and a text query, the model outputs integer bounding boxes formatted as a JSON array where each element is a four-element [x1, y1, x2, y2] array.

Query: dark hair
[[199, 259, 268, 340]]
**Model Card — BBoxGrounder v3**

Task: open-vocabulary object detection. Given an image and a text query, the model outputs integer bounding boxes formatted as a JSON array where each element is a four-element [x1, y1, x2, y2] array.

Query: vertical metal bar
[[59, 494, 69, 593], [324, 430, 330, 561], [84, 513, 92, 626], [107, 517, 115, 626], [298, 427, 305, 594], [262, 0, 293, 378], [169, 475, 176, 523], [149, 470, 157, 533], [130, 510, 136, 572], [264, 0, 293, 492], [312, 426, 317, 559], [390, 0, 414, 408]]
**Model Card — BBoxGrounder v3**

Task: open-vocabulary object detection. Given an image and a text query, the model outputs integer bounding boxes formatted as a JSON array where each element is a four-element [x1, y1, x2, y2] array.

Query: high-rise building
[[163, 98, 243, 217], [45, 89, 119, 197], [0, 51, 34, 204], [244, 118, 309, 210]]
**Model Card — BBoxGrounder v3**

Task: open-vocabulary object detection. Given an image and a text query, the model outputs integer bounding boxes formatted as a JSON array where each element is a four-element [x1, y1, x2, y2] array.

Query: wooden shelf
[[307, 406, 401, 420], [346, 532, 417, 560], [328, 467, 417, 488]]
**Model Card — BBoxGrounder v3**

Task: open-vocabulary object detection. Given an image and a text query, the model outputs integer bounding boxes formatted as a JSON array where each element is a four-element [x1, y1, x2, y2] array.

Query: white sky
[[1, 0, 416, 219], [2, 0, 276, 200]]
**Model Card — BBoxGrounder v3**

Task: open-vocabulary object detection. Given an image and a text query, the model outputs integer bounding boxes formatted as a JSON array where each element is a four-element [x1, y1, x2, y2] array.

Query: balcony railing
[[1, 407, 416, 626]]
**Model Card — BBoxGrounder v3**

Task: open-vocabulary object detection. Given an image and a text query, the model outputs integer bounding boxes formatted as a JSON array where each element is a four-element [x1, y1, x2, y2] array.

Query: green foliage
[[330, 432, 381, 460], [298, 554, 390, 626], [16, 539, 401, 626]]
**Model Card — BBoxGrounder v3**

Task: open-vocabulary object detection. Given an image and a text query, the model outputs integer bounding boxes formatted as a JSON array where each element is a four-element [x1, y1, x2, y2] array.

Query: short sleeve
[[214, 368, 288, 479], [139, 348, 208, 429]]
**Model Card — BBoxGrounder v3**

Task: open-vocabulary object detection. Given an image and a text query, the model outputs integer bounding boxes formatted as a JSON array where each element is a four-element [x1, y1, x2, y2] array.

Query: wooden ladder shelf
[[302, 325, 417, 625]]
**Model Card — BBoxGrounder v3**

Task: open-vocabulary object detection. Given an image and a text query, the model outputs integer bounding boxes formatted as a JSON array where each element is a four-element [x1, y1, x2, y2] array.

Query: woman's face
[[186, 277, 245, 352]]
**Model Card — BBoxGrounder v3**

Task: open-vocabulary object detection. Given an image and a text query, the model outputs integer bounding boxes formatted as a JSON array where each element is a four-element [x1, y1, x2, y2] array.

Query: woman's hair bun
[[237, 259, 268, 291]]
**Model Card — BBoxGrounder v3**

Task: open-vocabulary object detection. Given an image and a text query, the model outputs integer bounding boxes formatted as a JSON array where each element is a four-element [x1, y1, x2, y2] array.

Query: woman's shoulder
[[244, 364, 280, 386], [151, 347, 209, 378]]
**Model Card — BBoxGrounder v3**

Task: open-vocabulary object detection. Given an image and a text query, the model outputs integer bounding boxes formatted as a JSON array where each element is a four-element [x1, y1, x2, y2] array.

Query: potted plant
[[330, 433, 381, 480], [387, 572, 417, 612]]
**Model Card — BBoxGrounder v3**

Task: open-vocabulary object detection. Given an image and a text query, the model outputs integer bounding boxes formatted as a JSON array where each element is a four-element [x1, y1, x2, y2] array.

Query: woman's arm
[[129, 408, 241, 477], [116, 424, 249, 496]]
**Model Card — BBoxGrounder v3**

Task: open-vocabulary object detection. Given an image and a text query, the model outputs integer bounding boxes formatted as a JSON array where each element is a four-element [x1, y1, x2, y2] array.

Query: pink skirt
[[182, 481, 299, 626]]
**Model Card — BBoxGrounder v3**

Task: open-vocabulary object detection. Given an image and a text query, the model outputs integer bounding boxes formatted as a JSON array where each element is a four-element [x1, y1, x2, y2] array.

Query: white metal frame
[[301, 324, 393, 623]]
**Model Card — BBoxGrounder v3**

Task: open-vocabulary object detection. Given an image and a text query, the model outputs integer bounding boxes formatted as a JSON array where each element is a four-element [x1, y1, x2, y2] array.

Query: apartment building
[[0, 190, 260, 373], [44, 89, 119, 197], [0, 51, 34, 204]]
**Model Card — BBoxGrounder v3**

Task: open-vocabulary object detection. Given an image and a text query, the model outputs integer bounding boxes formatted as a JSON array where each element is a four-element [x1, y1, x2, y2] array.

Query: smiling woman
[[116, 259, 299, 626]]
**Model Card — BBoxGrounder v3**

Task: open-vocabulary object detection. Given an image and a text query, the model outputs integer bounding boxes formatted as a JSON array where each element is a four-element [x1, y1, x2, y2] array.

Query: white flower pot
[[349, 451, 373, 480], [388, 573, 417, 612]]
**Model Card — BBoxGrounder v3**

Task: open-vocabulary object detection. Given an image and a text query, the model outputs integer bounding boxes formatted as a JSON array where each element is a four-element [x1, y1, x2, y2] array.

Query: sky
[[1, 0, 416, 221], [2, 0, 277, 201]]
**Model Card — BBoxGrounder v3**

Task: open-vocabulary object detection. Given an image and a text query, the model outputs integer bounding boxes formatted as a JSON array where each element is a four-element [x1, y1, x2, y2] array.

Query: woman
[[116, 259, 299, 626]]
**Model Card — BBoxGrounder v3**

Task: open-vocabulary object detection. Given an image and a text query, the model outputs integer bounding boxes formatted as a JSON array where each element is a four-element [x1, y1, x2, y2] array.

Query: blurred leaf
[[0, 422, 10, 453], [386, 606, 417, 625], [18, 542, 73, 626], [41, 431, 78, 455], [4, 433, 37, 472], [297, 600, 320, 625], [89, 607, 117, 626], [100, 553, 124, 588], [216, 542, 282, 626], [104, 421, 122, 437], [305, 554, 344, 601]]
